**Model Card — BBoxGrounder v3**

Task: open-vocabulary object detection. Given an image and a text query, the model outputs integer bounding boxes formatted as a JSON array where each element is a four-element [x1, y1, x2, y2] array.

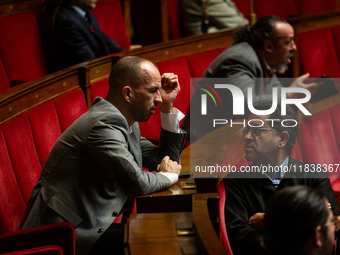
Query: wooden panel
[[289, 10, 340, 34], [0, 66, 80, 125], [126, 212, 199, 255], [193, 193, 228, 255], [125, 29, 235, 63]]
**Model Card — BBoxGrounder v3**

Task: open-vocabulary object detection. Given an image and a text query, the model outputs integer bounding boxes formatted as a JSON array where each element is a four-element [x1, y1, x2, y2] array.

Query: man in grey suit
[[182, 15, 320, 143], [21, 56, 186, 255]]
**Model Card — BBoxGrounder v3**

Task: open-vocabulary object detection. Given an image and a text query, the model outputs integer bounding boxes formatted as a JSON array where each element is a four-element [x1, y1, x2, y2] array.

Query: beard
[[130, 100, 156, 122], [277, 52, 293, 74]]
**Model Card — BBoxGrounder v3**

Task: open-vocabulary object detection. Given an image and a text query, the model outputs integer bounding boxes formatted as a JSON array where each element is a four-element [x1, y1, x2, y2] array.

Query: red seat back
[[91, 0, 130, 50], [90, 79, 110, 103], [0, 13, 48, 85], [218, 181, 234, 255], [0, 129, 27, 234], [253, 0, 298, 19], [186, 49, 224, 78], [297, 27, 340, 78], [167, 0, 182, 40], [233, 0, 251, 19], [295, 0, 338, 15], [0, 57, 9, 92]]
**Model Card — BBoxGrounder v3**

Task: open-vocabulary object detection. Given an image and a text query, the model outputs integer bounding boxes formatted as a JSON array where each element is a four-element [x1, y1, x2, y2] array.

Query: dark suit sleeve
[[224, 177, 261, 255], [141, 128, 185, 170]]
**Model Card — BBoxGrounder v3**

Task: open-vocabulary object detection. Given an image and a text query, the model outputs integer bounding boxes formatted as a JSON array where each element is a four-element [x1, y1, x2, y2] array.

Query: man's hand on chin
[[159, 73, 180, 113], [249, 212, 266, 230]]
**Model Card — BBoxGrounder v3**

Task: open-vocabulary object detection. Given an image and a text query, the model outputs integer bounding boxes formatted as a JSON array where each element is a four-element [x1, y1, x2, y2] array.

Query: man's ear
[[278, 131, 289, 148], [264, 40, 274, 53], [122, 86, 133, 102], [313, 225, 323, 248]]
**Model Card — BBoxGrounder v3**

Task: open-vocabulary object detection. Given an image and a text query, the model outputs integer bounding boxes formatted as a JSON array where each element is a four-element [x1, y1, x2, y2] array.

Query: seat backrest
[[232, 0, 250, 19], [0, 56, 10, 92], [91, 0, 130, 50], [331, 26, 340, 63], [218, 181, 234, 255], [0, 13, 48, 86], [90, 78, 110, 103], [295, 0, 338, 15], [253, 0, 298, 19], [167, 0, 182, 40], [297, 27, 340, 78], [186, 49, 224, 79]]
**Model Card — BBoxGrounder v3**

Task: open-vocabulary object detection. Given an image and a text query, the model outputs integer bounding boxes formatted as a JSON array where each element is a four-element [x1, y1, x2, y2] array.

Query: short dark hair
[[233, 15, 288, 50], [108, 56, 158, 97], [263, 186, 329, 255], [251, 100, 298, 155]]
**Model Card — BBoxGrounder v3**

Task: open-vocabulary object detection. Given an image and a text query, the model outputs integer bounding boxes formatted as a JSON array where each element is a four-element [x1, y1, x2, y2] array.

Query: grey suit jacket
[[182, 42, 283, 142], [21, 97, 186, 255]]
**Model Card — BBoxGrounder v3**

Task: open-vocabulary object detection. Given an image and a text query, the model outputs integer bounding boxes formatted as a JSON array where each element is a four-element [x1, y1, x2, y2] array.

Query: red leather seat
[[297, 27, 340, 78], [0, 13, 48, 86]]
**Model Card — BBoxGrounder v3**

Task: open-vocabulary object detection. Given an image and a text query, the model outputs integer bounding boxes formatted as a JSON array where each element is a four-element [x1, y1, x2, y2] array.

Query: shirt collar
[[260, 58, 276, 78], [70, 5, 86, 19], [261, 156, 289, 183]]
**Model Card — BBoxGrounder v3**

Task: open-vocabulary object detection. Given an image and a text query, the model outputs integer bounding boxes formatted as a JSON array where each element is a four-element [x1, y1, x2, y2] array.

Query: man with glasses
[[224, 100, 338, 255]]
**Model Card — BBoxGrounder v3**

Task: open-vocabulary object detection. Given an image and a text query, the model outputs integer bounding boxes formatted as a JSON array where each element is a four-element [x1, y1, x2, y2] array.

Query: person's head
[[263, 186, 335, 255], [68, 0, 97, 10], [234, 15, 297, 74], [243, 101, 298, 164], [108, 56, 162, 124]]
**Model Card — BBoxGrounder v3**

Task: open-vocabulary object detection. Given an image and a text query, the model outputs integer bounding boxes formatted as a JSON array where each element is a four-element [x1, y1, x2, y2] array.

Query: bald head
[[108, 56, 158, 98]]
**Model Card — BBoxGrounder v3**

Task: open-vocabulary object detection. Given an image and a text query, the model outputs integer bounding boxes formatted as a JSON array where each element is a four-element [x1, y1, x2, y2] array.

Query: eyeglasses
[[324, 215, 340, 231], [242, 127, 276, 137]]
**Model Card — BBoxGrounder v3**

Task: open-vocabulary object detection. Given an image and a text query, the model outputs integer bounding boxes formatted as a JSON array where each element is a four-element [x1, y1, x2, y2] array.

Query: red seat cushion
[[295, 0, 338, 15], [0, 13, 48, 85], [91, 0, 130, 50], [297, 27, 340, 78]]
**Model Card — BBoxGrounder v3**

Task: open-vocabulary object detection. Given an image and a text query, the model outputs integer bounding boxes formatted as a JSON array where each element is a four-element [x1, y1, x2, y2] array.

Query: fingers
[[161, 73, 180, 91], [158, 156, 181, 175]]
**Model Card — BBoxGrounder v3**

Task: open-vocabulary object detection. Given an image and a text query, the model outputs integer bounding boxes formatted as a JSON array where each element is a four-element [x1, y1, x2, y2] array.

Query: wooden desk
[[125, 212, 199, 255], [136, 177, 196, 213]]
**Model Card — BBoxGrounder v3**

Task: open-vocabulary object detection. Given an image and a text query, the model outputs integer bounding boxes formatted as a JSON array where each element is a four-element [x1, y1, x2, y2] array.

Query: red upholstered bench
[[0, 57, 10, 93]]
